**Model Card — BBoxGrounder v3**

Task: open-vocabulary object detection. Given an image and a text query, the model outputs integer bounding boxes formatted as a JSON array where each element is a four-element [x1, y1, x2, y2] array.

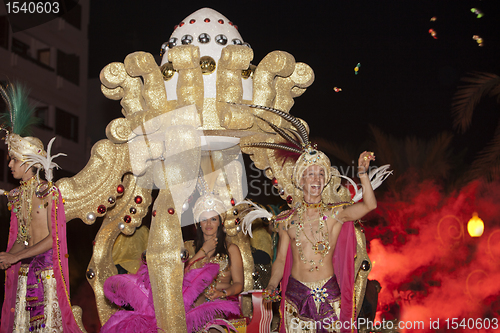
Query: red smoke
[[365, 179, 500, 332]]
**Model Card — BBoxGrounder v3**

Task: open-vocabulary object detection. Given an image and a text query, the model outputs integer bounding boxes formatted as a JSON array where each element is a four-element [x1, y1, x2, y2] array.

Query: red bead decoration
[[230, 198, 235, 206], [153, 210, 157, 217], [204, 18, 210, 22], [272, 178, 278, 186], [134, 196, 143, 204], [235, 218, 240, 225], [234, 25, 238, 30], [168, 208, 175, 215], [218, 19, 224, 24], [117, 184, 124, 194], [189, 19, 195, 24], [124, 215, 131, 223], [174, 25, 178, 30], [92, 240, 96, 246], [179, 22, 184, 27], [97, 205, 106, 214], [229, 21, 233, 26], [286, 196, 293, 204]]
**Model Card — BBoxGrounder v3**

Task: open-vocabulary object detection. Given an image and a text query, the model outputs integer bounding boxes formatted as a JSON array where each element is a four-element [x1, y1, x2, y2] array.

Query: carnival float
[[55, 8, 373, 332]]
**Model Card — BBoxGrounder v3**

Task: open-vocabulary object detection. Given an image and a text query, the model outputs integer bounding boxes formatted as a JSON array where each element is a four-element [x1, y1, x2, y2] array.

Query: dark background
[[89, 0, 500, 164]]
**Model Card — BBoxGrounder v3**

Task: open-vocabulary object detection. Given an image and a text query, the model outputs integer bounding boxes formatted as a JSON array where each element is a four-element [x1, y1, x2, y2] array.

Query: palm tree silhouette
[[452, 72, 500, 181], [313, 124, 455, 193]]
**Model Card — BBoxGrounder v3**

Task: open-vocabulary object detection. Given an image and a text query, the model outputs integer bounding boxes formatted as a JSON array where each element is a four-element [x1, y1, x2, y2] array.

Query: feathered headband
[[0, 82, 65, 181]]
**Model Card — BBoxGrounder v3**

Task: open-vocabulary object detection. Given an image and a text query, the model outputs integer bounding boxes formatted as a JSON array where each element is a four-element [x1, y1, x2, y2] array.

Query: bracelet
[[221, 289, 228, 298], [263, 287, 281, 302], [358, 171, 367, 175], [201, 248, 207, 255]]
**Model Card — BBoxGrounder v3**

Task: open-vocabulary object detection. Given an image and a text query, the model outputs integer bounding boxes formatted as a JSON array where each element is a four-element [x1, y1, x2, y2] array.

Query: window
[[57, 49, 79, 85], [0, 16, 9, 49], [12, 38, 29, 57], [10, 35, 54, 71], [37, 49, 51, 67], [35, 106, 52, 130], [55, 108, 78, 142]]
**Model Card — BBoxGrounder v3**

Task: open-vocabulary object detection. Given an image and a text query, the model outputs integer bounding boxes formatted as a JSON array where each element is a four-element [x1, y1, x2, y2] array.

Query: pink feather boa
[[183, 263, 240, 332], [185, 299, 240, 333], [102, 262, 241, 333], [182, 263, 219, 311], [103, 264, 154, 314], [100, 311, 159, 333]]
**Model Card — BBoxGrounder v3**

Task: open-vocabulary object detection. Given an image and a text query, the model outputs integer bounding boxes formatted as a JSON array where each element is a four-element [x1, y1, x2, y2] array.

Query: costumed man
[[238, 104, 391, 333], [0, 83, 81, 332], [265, 150, 377, 333]]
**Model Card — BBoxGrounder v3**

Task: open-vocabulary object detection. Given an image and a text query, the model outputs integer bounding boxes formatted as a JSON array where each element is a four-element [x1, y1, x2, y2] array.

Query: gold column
[[148, 187, 187, 332]]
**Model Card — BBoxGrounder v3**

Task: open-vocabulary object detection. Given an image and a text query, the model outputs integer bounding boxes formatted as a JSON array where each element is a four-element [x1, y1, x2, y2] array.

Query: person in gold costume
[[101, 191, 244, 333], [184, 192, 244, 332], [188, 206, 244, 301]]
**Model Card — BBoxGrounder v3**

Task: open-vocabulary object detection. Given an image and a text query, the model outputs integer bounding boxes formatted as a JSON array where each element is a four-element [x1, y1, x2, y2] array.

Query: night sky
[[89, 0, 500, 164]]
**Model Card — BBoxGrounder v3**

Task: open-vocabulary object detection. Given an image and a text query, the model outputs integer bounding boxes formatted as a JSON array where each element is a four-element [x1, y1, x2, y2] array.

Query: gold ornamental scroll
[[216, 45, 254, 130]]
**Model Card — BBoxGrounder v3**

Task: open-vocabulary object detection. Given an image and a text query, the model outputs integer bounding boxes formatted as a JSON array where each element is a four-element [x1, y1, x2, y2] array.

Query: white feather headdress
[[25, 137, 66, 182]]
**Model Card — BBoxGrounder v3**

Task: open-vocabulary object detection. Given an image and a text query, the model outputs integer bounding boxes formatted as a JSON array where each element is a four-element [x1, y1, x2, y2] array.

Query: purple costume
[[1, 188, 81, 333], [285, 275, 341, 326], [278, 211, 358, 333]]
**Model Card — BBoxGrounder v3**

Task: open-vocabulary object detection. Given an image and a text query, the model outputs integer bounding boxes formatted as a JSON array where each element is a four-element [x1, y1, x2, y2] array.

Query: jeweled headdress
[[292, 148, 332, 189], [192, 172, 227, 223], [0, 82, 65, 181]]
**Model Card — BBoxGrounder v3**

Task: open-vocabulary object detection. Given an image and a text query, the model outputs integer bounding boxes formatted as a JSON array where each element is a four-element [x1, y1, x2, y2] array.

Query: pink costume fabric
[[100, 264, 158, 332], [279, 219, 357, 333], [1, 189, 81, 333], [101, 262, 240, 333]]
